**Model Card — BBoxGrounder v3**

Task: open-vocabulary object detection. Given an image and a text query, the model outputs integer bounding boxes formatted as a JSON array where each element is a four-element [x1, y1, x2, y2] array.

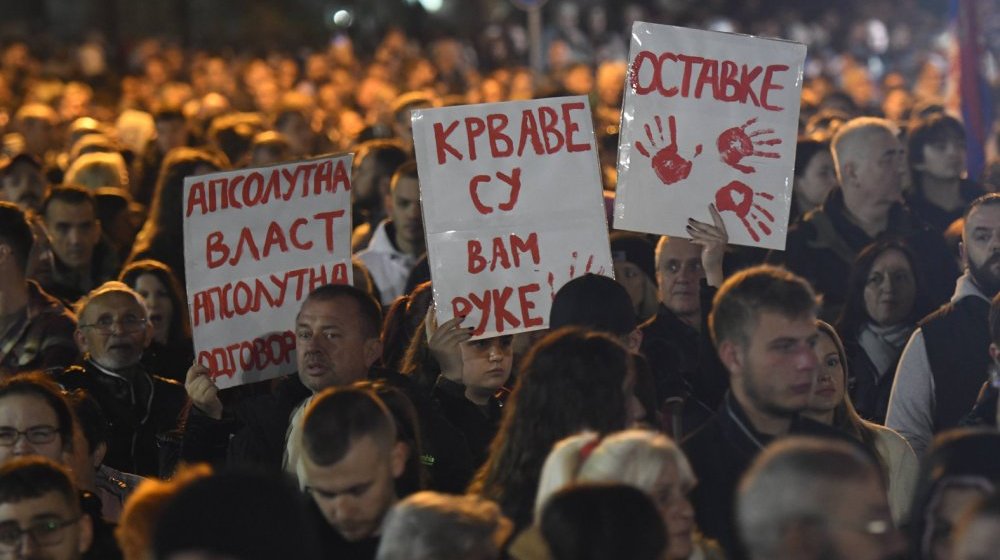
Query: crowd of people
[[1, 1, 1000, 559]]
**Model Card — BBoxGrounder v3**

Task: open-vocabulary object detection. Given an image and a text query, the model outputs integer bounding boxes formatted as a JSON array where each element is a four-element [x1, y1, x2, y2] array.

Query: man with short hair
[[358, 162, 425, 306], [0, 202, 78, 376], [0, 457, 93, 560], [682, 265, 838, 558], [887, 193, 1000, 456], [736, 437, 905, 560], [641, 232, 729, 419], [350, 139, 408, 251], [40, 186, 121, 304], [58, 281, 185, 476], [301, 387, 407, 559], [771, 116, 958, 319]]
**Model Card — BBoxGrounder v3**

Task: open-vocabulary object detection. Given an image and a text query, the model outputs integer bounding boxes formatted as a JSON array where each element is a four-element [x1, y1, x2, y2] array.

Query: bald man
[[768, 117, 958, 320]]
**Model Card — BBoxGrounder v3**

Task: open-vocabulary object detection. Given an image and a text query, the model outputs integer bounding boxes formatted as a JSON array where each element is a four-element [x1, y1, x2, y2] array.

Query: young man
[[357, 162, 425, 306], [737, 437, 905, 560], [300, 387, 408, 560], [0, 202, 78, 376], [0, 457, 93, 560], [682, 265, 839, 558]]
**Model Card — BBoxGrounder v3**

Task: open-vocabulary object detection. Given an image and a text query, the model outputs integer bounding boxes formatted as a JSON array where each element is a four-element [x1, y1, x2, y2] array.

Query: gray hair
[[830, 116, 898, 184], [534, 429, 696, 519], [736, 437, 879, 560], [376, 492, 511, 560]]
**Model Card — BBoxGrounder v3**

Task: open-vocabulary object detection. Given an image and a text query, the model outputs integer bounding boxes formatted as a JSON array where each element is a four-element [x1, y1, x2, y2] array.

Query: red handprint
[[714, 180, 776, 242], [547, 252, 605, 298], [716, 118, 782, 174], [635, 115, 702, 186]]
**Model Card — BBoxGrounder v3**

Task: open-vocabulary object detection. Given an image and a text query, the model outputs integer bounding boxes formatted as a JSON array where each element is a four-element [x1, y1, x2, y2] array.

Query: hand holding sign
[[686, 203, 728, 287], [716, 117, 782, 174], [635, 115, 702, 185], [714, 180, 776, 243], [426, 311, 472, 383], [185, 363, 223, 419]]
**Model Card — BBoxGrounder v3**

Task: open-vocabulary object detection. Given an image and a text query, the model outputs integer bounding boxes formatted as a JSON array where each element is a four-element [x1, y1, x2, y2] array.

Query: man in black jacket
[[59, 282, 184, 477], [683, 265, 840, 559]]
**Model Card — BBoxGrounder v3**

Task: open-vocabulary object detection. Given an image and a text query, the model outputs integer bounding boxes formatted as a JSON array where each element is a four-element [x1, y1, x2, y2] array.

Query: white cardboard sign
[[412, 96, 613, 338], [183, 155, 354, 389], [614, 22, 806, 250]]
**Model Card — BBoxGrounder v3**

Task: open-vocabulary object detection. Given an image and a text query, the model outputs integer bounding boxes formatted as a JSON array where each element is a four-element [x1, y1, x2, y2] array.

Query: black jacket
[[432, 376, 506, 468], [57, 360, 185, 477]]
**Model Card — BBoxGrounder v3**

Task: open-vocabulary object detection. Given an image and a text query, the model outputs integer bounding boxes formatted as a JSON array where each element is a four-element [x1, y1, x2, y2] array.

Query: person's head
[[295, 284, 383, 393], [387, 161, 423, 253], [0, 202, 33, 280], [152, 107, 189, 154], [62, 390, 108, 493], [710, 266, 821, 420], [908, 114, 967, 187], [540, 483, 667, 560], [41, 186, 101, 271], [655, 236, 705, 321], [63, 152, 128, 192], [74, 282, 153, 371], [470, 327, 635, 529], [535, 430, 697, 560], [793, 138, 837, 210], [838, 240, 922, 333], [152, 470, 320, 560], [390, 92, 435, 146], [460, 335, 513, 404], [301, 387, 407, 542], [737, 437, 903, 560], [951, 493, 1000, 560], [14, 104, 57, 157], [832, 117, 906, 217], [961, 194, 1000, 298], [274, 104, 315, 158], [0, 154, 45, 212], [549, 273, 641, 352], [119, 259, 190, 346], [248, 131, 290, 167], [352, 139, 407, 207], [910, 429, 1000, 560], [147, 147, 228, 240], [0, 457, 93, 560], [610, 233, 658, 319], [375, 492, 511, 560], [115, 464, 212, 560], [0, 373, 75, 467]]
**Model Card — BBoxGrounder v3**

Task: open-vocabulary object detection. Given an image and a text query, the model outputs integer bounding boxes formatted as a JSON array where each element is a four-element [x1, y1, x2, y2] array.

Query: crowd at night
[[0, 0, 999, 559]]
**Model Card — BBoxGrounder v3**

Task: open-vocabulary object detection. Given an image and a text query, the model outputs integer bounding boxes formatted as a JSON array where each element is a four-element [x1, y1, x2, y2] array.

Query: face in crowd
[[75, 291, 153, 371], [807, 329, 846, 416], [132, 273, 174, 345], [295, 296, 381, 393], [0, 394, 66, 467], [0, 160, 45, 213], [862, 248, 916, 327], [389, 176, 423, 252], [962, 202, 1000, 297], [0, 486, 92, 560], [43, 200, 100, 271], [460, 335, 513, 403], [655, 237, 704, 321]]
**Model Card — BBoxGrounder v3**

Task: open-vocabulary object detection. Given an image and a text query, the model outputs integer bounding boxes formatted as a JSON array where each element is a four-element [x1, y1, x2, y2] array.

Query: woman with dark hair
[[468, 327, 642, 531], [790, 137, 838, 224], [908, 429, 1000, 560], [119, 259, 193, 382], [125, 147, 228, 288], [802, 321, 919, 525], [837, 239, 927, 423]]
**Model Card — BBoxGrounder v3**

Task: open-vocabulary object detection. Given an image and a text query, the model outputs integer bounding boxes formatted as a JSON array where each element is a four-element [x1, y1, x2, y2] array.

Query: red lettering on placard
[[450, 282, 545, 336], [198, 331, 297, 378]]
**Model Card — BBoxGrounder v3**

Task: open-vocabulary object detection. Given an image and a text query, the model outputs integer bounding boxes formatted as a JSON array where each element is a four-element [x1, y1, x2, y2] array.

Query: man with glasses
[[58, 281, 184, 476], [0, 457, 93, 560], [737, 437, 905, 560]]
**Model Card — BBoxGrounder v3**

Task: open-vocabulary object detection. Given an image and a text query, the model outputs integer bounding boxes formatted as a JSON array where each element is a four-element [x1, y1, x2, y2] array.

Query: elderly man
[[771, 116, 958, 319], [737, 437, 905, 560], [0, 202, 77, 376], [57, 281, 185, 476]]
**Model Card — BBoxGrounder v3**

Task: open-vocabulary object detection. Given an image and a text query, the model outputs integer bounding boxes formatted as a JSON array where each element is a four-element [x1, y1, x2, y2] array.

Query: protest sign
[[614, 22, 806, 250], [183, 155, 353, 388], [412, 96, 613, 338]]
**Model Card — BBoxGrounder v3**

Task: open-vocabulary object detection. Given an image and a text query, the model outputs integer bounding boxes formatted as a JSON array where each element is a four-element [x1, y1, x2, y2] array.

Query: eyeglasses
[[78, 316, 147, 334], [0, 426, 58, 447], [0, 516, 81, 550]]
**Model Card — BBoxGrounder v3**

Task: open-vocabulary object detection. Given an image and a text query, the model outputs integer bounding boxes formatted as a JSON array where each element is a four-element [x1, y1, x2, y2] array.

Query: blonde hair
[[65, 151, 129, 190], [534, 429, 695, 519]]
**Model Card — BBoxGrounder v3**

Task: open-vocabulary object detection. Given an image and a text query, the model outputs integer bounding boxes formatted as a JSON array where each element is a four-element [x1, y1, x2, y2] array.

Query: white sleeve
[[885, 328, 936, 457]]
